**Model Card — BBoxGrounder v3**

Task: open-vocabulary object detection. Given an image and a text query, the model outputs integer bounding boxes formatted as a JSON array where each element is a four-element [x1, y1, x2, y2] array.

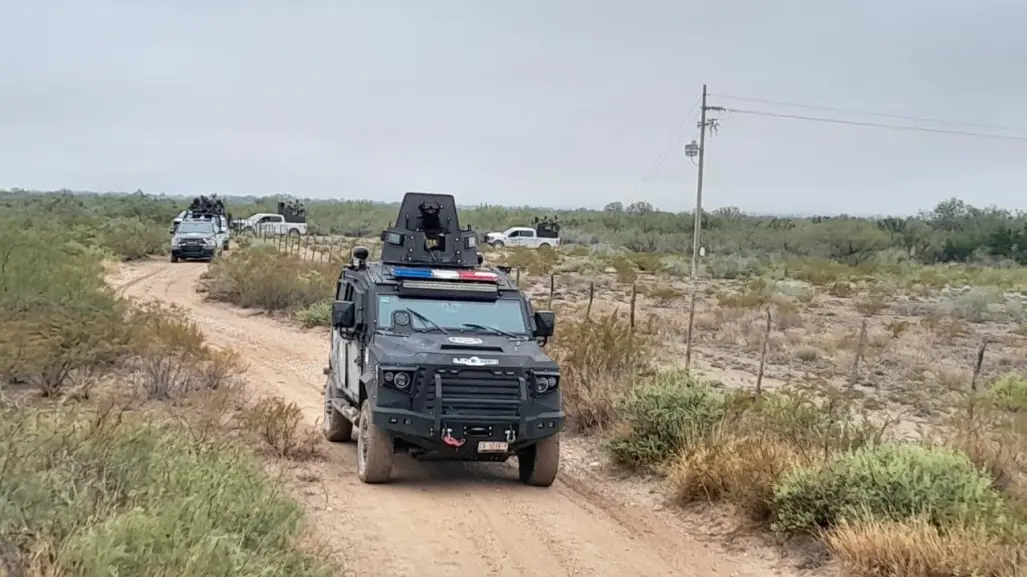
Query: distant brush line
[[723, 108, 1027, 142], [712, 93, 1027, 135]]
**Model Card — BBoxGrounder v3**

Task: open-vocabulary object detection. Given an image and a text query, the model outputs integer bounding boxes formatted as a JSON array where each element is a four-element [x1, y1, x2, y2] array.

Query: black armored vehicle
[[322, 192, 563, 486]]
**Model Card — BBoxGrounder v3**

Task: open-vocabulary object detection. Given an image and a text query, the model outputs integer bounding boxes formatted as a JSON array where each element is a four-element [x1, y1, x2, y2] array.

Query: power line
[[632, 95, 702, 197], [724, 108, 1027, 142], [713, 93, 1027, 135]]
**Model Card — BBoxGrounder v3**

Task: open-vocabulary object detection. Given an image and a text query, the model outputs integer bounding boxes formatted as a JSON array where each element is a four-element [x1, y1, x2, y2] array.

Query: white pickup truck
[[239, 213, 307, 236], [485, 226, 561, 249]]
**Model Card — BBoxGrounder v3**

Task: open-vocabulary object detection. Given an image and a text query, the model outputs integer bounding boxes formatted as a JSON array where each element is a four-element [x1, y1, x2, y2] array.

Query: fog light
[[389, 417, 398, 424]]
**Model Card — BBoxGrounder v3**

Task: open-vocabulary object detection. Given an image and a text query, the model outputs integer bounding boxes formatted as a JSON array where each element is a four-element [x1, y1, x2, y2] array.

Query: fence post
[[548, 274, 555, 309], [755, 308, 772, 396], [629, 283, 637, 330], [848, 318, 868, 388], [586, 281, 595, 320], [685, 290, 698, 371]]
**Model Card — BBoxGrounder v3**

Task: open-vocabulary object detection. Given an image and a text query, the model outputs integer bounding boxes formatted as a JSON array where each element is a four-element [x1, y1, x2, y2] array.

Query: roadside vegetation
[[0, 201, 337, 576], [7, 188, 1027, 575]]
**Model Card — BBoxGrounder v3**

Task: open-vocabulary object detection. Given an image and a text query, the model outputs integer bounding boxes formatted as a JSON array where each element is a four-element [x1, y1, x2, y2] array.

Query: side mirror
[[533, 311, 555, 338], [332, 300, 356, 329]]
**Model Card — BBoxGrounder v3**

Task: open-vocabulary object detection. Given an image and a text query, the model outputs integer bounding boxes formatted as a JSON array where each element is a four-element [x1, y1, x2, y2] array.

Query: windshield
[[377, 295, 529, 335], [176, 221, 215, 234]]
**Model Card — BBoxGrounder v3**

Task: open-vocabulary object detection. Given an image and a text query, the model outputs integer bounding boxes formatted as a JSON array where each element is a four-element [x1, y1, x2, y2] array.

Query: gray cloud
[[2, 0, 1026, 214]]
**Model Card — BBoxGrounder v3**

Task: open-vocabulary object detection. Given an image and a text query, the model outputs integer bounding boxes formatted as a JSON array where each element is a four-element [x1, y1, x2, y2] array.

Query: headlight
[[380, 368, 414, 391], [171, 238, 181, 247], [203, 237, 216, 246], [533, 373, 559, 394]]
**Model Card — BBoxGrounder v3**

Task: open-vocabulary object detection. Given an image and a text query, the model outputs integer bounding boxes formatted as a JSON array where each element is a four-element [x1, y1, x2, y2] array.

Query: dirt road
[[111, 260, 802, 577]]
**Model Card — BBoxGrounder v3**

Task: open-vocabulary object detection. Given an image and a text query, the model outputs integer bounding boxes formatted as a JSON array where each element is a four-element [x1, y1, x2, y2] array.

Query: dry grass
[[549, 310, 655, 432], [826, 517, 1025, 577]]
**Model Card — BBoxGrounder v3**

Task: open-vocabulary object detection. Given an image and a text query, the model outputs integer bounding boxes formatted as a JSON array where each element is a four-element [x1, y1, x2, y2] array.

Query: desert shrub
[[606, 370, 726, 469], [0, 404, 335, 577], [549, 311, 655, 431], [0, 226, 139, 395], [241, 396, 320, 458], [773, 443, 1006, 535], [985, 374, 1027, 412], [669, 389, 886, 520], [296, 299, 333, 328], [128, 303, 246, 400], [648, 285, 683, 307], [201, 245, 335, 312], [502, 246, 561, 276], [826, 516, 1026, 577]]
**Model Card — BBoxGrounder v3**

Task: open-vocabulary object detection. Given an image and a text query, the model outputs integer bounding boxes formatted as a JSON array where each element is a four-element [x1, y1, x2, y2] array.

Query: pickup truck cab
[[485, 227, 560, 249], [241, 213, 307, 236]]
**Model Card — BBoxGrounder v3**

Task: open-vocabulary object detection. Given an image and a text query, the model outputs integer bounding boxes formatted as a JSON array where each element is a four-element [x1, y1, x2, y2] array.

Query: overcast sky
[[2, 1, 1026, 215]]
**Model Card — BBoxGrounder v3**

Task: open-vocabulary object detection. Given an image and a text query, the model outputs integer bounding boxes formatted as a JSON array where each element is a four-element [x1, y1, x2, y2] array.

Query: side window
[[508, 230, 522, 238], [257, 216, 271, 224], [523, 230, 536, 238], [335, 273, 346, 300]]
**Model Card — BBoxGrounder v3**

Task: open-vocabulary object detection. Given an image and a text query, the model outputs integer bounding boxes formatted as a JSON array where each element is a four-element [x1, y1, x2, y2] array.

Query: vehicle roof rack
[[379, 192, 479, 268]]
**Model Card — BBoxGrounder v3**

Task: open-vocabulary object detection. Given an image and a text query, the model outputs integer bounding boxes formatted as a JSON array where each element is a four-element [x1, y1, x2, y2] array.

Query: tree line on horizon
[[4, 189, 1027, 267]]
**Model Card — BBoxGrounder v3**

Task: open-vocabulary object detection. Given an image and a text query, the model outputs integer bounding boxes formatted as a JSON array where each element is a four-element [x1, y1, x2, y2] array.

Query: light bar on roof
[[391, 267, 499, 283], [400, 279, 499, 293]]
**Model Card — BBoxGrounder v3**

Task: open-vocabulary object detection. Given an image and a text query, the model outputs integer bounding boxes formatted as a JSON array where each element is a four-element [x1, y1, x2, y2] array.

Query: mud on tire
[[357, 399, 394, 483], [518, 434, 560, 487]]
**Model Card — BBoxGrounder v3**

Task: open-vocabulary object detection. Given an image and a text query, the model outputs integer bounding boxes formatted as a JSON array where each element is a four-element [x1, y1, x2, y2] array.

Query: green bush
[[296, 300, 333, 328], [606, 370, 726, 469], [0, 405, 334, 576], [985, 374, 1027, 412], [201, 245, 335, 313], [772, 443, 1007, 534]]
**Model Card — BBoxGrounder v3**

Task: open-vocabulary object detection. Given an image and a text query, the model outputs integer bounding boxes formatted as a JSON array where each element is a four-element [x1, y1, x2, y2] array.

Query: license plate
[[477, 441, 509, 453]]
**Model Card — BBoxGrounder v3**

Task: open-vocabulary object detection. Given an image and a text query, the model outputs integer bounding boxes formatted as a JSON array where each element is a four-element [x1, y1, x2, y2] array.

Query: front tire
[[491, 240, 505, 249], [323, 376, 353, 442], [518, 435, 560, 487], [170, 254, 179, 263], [357, 399, 394, 483]]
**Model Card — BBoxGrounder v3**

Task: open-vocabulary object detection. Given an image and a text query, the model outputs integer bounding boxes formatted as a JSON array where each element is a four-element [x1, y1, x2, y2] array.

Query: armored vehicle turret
[[321, 192, 563, 486]]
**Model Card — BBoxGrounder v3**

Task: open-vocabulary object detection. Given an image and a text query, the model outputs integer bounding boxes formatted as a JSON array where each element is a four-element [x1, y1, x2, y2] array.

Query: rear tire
[[357, 399, 393, 483], [518, 435, 560, 487], [323, 376, 353, 442]]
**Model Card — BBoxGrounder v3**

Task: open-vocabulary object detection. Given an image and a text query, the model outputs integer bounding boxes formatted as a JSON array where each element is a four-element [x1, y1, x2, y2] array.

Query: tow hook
[[441, 427, 466, 448], [505, 428, 517, 443]]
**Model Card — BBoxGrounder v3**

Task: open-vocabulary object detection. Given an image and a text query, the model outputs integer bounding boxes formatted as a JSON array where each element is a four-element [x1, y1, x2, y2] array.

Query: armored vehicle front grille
[[422, 368, 522, 417]]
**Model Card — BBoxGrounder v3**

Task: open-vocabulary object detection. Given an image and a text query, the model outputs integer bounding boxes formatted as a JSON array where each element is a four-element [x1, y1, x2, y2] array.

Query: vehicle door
[[255, 215, 282, 236], [507, 228, 524, 247], [330, 277, 363, 402], [521, 228, 538, 248]]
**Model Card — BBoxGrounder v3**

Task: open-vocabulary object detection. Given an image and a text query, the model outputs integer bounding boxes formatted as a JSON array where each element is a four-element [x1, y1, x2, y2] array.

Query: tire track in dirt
[[110, 260, 798, 577]]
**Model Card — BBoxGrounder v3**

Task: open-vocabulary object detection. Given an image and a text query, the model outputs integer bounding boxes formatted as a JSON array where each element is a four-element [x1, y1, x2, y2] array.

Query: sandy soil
[[109, 259, 810, 577]]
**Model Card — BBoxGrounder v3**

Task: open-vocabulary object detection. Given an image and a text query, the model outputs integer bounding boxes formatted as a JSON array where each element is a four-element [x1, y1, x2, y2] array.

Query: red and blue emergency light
[[391, 267, 499, 282]]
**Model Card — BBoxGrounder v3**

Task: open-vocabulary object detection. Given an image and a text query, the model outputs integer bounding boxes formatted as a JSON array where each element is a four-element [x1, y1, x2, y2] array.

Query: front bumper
[[372, 367, 564, 454], [172, 246, 215, 259]]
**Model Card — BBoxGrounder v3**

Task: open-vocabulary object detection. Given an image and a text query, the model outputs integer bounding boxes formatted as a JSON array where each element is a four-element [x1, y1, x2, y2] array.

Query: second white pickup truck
[[485, 226, 561, 249]]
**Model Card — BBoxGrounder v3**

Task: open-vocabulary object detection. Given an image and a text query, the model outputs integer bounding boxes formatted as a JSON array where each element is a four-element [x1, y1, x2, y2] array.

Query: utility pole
[[688, 84, 724, 278]]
